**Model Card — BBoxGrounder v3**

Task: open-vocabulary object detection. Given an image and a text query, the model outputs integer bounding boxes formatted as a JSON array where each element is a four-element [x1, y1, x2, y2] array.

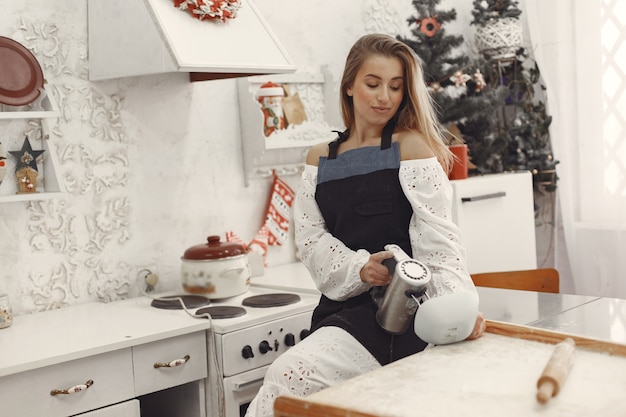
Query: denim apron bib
[[311, 122, 428, 365]]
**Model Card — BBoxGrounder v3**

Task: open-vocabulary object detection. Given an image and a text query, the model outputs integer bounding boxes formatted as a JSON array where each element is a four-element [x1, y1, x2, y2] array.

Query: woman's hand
[[466, 312, 486, 340], [360, 251, 394, 286]]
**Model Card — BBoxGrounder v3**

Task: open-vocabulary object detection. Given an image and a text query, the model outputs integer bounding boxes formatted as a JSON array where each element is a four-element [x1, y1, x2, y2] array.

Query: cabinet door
[[74, 399, 140, 417], [450, 172, 537, 274]]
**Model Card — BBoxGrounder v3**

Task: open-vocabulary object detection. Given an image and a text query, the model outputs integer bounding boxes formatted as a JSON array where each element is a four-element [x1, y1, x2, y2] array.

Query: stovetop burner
[[151, 295, 211, 310], [196, 306, 247, 319], [242, 293, 301, 308]]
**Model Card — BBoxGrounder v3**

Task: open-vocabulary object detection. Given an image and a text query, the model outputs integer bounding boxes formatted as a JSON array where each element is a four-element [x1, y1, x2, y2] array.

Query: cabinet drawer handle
[[50, 379, 94, 396], [154, 354, 190, 368], [461, 191, 506, 203]]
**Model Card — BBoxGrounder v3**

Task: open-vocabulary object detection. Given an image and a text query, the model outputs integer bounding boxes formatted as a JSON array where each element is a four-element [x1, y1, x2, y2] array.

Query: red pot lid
[[182, 235, 246, 260], [0, 36, 44, 106]]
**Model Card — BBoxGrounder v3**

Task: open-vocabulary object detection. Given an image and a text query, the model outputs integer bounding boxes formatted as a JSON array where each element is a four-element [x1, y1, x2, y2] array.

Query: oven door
[[214, 365, 268, 417]]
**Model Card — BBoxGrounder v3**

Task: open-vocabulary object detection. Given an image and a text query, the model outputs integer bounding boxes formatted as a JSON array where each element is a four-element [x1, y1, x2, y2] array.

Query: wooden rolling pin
[[536, 337, 576, 404]]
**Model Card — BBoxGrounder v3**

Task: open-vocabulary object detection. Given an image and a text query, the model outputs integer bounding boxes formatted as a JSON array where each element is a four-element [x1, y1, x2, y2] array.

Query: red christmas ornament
[[418, 16, 441, 38]]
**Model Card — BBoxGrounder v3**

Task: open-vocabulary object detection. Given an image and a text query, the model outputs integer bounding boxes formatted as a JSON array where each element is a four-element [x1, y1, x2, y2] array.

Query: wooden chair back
[[470, 268, 560, 293]]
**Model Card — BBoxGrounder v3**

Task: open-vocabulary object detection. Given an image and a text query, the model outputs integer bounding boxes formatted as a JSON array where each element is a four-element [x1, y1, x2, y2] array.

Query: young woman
[[245, 33, 485, 417]]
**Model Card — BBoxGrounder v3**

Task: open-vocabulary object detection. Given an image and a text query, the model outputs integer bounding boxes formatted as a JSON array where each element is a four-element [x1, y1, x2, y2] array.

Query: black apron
[[310, 122, 428, 365]]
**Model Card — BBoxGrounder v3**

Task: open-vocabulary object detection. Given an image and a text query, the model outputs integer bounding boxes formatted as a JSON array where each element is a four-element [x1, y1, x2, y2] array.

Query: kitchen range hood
[[88, 0, 296, 81]]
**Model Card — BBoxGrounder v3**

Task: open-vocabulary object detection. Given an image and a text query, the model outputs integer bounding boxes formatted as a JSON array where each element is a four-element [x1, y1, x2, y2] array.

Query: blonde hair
[[340, 33, 453, 172]]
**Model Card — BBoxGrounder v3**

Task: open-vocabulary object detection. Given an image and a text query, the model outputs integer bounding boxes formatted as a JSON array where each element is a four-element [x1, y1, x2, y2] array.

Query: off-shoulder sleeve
[[293, 165, 372, 301], [399, 158, 476, 296]]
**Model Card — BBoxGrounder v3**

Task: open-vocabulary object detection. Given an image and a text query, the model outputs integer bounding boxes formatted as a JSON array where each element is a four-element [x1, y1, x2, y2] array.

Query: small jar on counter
[[0, 294, 13, 329]]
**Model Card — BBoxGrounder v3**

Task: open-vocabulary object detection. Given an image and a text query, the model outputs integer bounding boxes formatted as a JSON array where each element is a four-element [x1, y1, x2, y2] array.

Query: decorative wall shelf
[[0, 85, 59, 120], [0, 85, 65, 203], [237, 71, 340, 186]]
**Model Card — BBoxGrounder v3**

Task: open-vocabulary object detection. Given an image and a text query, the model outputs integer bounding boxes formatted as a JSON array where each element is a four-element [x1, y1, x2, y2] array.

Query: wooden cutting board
[[275, 321, 626, 417]]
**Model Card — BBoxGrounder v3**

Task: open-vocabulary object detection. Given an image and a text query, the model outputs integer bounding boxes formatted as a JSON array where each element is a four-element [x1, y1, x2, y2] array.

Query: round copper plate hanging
[[0, 36, 44, 106], [196, 306, 247, 319], [151, 295, 210, 310], [242, 293, 301, 308]]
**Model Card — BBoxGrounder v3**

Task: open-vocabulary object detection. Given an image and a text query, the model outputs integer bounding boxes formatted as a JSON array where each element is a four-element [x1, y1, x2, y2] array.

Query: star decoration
[[9, 137, 45, 172]]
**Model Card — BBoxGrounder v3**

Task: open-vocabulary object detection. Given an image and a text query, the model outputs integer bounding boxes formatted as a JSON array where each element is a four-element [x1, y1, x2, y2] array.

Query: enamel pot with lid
[[181, 235, 250, 299]]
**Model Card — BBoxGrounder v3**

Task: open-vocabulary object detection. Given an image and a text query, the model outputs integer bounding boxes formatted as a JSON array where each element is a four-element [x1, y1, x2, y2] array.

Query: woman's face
[[347, 54, 404, 128]]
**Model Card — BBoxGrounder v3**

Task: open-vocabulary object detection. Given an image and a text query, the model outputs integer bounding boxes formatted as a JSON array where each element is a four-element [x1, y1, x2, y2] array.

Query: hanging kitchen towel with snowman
[[262, 171, 295, 246]]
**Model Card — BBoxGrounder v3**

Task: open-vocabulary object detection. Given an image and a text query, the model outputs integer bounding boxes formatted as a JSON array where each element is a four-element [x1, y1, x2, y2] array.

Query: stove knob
[[284, 333, 296, 347], [242, 345, 254, 359], [299, 329, 311, 340], [259, 340, 273, 354]]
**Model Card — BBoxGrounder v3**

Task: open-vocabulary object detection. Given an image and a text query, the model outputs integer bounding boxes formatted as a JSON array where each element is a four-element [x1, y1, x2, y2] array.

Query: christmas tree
[[397, 0, 510, 173], [397, 0, 558, 192], [471, 0, 522, 25], [471, 0, 558, 191]]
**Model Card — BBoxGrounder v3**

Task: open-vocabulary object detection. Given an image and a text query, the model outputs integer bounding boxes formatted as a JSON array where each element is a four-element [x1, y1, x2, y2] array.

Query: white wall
[[0, 0, 532, 315]]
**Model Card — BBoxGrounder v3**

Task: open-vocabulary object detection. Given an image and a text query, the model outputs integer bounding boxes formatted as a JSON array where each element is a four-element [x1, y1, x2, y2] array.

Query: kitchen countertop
[[0, 263, 317, 379], [0, 263, 312, 379], [0, 296, 213, 378], [532, 296, 626, 344], [250, 262, 318, 293], [475, 287, 599, 326]]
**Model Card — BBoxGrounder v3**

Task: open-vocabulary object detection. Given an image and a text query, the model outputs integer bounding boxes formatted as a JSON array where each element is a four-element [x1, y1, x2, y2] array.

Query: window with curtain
[[578, 0, 626, 225], [601, 0, 626, 202], [574, 0, 626, 297], [526, 0, 626, 297]]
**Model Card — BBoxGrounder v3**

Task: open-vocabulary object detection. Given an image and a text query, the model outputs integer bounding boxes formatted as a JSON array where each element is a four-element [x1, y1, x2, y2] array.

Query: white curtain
[[524, 0, 626, 298]]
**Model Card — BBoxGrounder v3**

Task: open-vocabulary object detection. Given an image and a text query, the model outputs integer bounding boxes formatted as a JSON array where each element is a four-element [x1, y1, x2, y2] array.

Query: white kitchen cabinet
[[0, 299, 211, 417], [0, 348, 135, 417], [133, 331, 207, 396], [450, 171, 537, 274], [0, 85, 64, 202], [74, 399, 140, 417], [138, 381, 206, 417]]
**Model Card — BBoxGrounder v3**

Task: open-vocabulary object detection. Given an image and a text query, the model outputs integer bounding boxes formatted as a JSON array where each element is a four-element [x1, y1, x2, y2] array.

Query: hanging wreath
[[173, 0, 242, 23]]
